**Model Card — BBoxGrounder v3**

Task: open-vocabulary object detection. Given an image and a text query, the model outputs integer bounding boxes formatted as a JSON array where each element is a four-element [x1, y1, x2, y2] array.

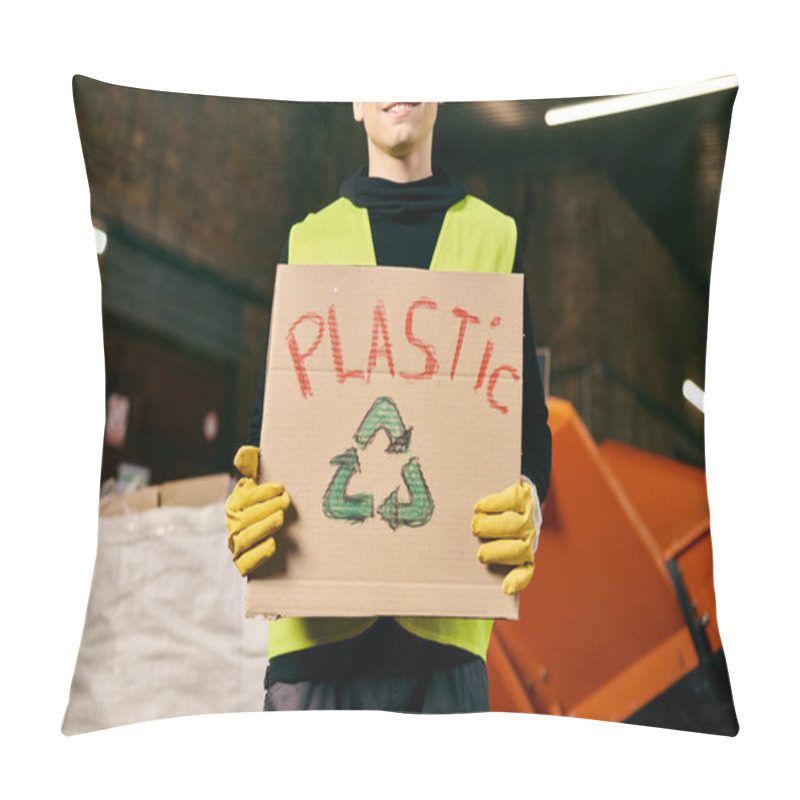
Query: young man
[[225, 101, 552, 712]]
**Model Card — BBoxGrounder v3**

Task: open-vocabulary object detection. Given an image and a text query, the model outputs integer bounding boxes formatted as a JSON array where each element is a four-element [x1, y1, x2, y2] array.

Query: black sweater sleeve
[[514, 246, 552, 502], [245, 239, 289, 449], [246, 355, 267, 449]]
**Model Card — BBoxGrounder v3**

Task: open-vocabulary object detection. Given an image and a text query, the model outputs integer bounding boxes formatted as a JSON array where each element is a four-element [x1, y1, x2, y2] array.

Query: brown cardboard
[[159, 474, 231, 508], [249, 264, 524, 620], [99, 474, 231, 517], [99, 486, 161, 517]]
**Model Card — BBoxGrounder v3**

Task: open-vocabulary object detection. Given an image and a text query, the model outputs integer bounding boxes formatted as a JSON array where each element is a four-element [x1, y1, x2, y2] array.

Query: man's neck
[[366, 139, 433, 183]]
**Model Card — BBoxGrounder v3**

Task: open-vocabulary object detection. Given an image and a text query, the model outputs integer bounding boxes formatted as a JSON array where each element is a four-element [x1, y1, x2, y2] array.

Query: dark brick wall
[[75, 79, 364, 452], [75, 82, 363, 293], [460, 168, 709, 462]]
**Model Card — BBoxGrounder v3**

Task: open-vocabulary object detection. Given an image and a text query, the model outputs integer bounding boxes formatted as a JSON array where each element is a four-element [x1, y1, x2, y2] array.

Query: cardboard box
[[249, 264, 524, 619], [99, 473, 231, 517]]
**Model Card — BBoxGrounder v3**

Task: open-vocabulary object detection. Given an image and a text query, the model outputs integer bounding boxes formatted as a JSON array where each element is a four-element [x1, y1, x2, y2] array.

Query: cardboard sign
[[248, 264, 524, 620]]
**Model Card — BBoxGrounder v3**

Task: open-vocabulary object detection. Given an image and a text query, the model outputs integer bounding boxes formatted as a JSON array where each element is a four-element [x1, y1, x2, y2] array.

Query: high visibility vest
[[268, 194, 517, 662]]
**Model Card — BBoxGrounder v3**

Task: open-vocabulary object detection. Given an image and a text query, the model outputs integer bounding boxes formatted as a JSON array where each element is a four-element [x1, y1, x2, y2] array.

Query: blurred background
[[71, 77, 738, 734], [74, 77, 734, 485]]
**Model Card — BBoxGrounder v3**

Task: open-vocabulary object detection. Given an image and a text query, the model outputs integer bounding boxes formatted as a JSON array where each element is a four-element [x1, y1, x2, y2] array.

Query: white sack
[[62, 500, 269, 735]]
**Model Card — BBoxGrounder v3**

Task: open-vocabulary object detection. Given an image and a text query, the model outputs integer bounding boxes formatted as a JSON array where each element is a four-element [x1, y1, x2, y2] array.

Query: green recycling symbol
[[322, 397, 435, 530]]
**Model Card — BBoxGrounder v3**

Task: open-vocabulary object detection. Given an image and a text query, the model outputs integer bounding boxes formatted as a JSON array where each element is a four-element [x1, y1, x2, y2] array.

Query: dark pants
[[263, 658, 490, 713]]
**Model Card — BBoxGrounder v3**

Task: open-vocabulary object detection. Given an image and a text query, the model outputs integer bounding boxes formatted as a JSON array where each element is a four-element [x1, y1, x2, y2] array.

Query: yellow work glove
[[225, 445, 291, 577], [472, 477, 542, 595]]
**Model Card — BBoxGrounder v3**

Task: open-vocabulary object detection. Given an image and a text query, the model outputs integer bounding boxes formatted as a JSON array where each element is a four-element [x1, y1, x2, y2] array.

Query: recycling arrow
[[323, 397, 435, 531], [354, 396, 412, 453], [322, 448, 374, 522], [377, 457, 435, 530]]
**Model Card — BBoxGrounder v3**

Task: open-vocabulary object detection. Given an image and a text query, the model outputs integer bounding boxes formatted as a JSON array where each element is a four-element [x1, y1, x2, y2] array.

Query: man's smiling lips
[[382, 102, 421, 116]]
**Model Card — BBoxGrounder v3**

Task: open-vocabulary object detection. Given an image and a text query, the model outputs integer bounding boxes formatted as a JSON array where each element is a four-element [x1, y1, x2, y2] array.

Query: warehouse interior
[[74, 78, 734, 485], [68, 77, 738, 733]]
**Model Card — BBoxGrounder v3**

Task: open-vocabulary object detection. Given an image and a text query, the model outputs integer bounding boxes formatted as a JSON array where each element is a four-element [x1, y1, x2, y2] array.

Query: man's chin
[[383, 140, 421, 160]]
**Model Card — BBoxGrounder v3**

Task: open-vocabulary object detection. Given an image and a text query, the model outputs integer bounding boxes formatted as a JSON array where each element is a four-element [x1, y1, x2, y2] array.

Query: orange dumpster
[[487, 397, 737, 734]]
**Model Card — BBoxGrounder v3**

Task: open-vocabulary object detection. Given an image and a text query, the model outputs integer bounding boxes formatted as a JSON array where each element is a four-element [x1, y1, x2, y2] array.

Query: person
[[225, 101, 552, 712]]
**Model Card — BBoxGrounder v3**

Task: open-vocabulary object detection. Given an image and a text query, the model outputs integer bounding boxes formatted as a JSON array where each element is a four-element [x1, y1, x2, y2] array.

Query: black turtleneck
[[339, 166, 467, 269]]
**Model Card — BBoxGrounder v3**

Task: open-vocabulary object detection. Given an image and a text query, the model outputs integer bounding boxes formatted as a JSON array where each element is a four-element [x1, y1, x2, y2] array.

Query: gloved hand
[[225, 445, 291, 577], [472, 477, 542, 595]]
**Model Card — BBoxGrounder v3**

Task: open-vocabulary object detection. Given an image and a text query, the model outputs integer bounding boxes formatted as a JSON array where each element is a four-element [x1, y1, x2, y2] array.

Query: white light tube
[[544, 75, 739, 126], [94, 226, 108, 255], [682, 379, 705, 413]]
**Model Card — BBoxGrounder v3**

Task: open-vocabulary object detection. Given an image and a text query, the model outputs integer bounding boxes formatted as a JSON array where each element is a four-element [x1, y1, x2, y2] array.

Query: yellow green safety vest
[[268, 193, 517, 662]]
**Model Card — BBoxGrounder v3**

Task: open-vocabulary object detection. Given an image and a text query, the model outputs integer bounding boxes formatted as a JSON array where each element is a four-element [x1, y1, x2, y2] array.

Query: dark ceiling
[[433, 89, 736, 294]]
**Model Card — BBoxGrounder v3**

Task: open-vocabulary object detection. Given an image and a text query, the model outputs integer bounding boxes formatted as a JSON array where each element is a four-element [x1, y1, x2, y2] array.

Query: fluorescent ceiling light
[[544, 75, 739, 126], [682, 379, 705, 413]]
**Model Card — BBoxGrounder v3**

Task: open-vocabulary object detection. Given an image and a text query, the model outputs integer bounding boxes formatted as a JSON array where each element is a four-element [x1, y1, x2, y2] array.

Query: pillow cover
[[66, 75, 738, 734]]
